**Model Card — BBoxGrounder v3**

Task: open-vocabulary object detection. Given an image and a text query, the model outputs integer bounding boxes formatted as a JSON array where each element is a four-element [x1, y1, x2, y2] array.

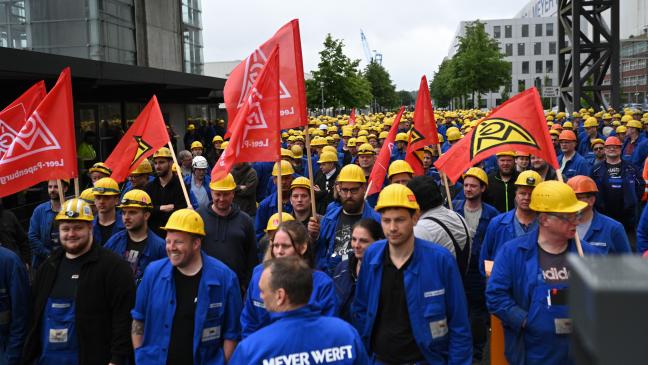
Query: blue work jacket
[[27, 201, 58, 268], [252, 162, 273, 203], [635, 204, 648, 254], [92, 211, 125, 247], [316, 201, 381, 273], [622, 134, 647, 162], [480, 209, 537, 276], [591, 160, 642, 213], [120, 177, 155, 199], [576, 132, 604, 157], [230, 305, 369, 365], [132, 252, 242, 365], [103, 229, 167, 283], [184, 174, 212, 210], [352, 238, 472, 365], [631, 138, 648, 173], [558, 153, 591, 180], [0, 247, 30, 365], [254, 192, 294, 242], [240, 264, 337, 339], [485, 229, 603, 364], [581, 211, 631, 254]]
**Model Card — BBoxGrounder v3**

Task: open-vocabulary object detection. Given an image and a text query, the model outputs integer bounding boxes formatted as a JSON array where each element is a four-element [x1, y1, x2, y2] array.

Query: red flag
[[224, 19, 306, 130], [0, 68, 77, 198], [405, 76, 439, 175], [367, 107, 405, 196], [2, 80, 47, 115], [349, 108, 356, 126], [434, 88, 558, 183], [213, 46, 280, 181], [104, 96, 169, 182]]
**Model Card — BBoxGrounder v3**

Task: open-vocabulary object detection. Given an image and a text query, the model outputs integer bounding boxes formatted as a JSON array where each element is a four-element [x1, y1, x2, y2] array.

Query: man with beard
[[29, 180, 70, 270], [314, 151, 340, 215], [22, 198, 134, 365], [92, 177, 125, 246], [484, 152, 520, 213], [481, 170, 543, 275], [104, 190, 166, 285], [530, 155, 558, 181], [131, 209, 242, 364], [290, 177, 321, 241], [586, 139, 606, 166], [316, 165, 380, 275], [145, 147, 188, 237], [452, 167, 499, 363]]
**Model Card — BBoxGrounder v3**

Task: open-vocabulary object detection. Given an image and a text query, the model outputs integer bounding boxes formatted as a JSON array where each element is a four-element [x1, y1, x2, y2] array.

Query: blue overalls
[[38, 298, 78, 365]]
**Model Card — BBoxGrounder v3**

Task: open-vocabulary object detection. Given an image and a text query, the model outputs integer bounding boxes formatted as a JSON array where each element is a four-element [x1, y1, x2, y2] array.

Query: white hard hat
[[319, 124, 328, 130], [192, 156, 208, 169]]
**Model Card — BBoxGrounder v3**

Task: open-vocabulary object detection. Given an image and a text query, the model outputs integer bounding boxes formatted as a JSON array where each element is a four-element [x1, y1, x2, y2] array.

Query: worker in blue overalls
[[131, 209, 242, 364], [486, 181, 603, 364], [0, 246, 29, 365]]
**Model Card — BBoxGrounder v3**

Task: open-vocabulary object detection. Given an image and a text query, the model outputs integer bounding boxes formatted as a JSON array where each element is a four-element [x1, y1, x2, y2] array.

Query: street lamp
[[320, 81, 324, 115]]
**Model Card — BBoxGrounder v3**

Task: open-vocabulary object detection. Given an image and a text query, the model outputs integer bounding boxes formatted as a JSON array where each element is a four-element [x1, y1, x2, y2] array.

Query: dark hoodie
[[231, 163, 259, 217], [198, 204, 258, 289]]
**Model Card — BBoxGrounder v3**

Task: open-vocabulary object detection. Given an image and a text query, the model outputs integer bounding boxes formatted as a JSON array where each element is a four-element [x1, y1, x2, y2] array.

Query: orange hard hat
[[604, 136, 622, 146], [567, 175, 599, 194], [558, 130, 577, 141], [551, 124, 564, 131]]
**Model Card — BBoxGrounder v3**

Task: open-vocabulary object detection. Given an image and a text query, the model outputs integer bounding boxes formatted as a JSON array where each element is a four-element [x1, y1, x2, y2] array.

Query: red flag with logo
[[0, 68, 77, 197], [349, 108, 356, 126], [367, 106, 405, 196], [213, 46, 280, 181], [434, 87, 558, 183], [104, 96, 169, 182], [1, 80, 47, 118], [224, 19, 306, 130], [405, 76, 439, 175]]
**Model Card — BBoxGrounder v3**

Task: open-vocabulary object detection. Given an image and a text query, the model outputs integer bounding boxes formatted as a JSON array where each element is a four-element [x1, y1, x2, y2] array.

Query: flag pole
[[436, 144, 453, 210], [303, 127, 318, 218], [277, 157, 283, 225], [57, 180, 65, 205], [74, 178, 80, 198], [555, 169, 584, 257], [364, 180, 373, 200], [166, 141, 192, 209]]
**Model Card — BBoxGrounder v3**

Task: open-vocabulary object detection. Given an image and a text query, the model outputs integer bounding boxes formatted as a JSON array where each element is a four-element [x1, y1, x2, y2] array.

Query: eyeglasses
[[338, 187, 361, 195], [547, 212, 583, 224], [593, 147, 604, 151]]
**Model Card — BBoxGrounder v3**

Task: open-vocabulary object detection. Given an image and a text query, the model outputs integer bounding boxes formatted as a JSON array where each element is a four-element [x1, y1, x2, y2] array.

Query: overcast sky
[[202, 0, 526, 90]]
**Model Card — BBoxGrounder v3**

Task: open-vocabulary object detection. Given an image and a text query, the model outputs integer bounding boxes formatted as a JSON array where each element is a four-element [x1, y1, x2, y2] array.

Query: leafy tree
[[364, 61, 399, 110], [306, 34, 372, 112], [430, 58, 459, 107], [397, 90, 415, 107]]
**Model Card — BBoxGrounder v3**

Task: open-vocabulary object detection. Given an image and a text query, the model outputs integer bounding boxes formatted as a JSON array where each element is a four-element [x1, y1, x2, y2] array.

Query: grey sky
[[202, 0, 526, 90]]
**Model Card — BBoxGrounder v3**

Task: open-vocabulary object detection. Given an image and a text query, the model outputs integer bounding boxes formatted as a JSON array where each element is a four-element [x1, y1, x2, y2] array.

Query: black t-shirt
[[124, 235, 147, 279], [605, 162, 624, 220], [98, 222, 115, 245], [332, 211, 362, 260], [49, 219, 60, 249], [371, 250, 424, 363], [167, 268, 202, 365], [50, 252, 91, 299], [538, 244, 569, 284]]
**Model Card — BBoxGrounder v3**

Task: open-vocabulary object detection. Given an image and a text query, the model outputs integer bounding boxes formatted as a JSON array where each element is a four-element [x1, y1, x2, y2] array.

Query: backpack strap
[[423, 215, 471, 279]]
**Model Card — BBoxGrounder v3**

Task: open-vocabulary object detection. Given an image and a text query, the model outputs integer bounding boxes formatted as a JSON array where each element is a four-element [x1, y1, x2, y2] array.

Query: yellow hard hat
[[131, 159, 153, 175], [529, 181, 587, 213], [318, 151, 339, 163], [463, 167, 488, 186], [322, 145, 337, 155], [212, 135, 224, 144], [387, 160, 414, 178], [281, 148, 295, 159], [118, 189, 153, 209], [162, 208, 206, 236], [89, 162, 112, 176], [265, 212, 295, 232], [356, 136, 368, 144], [621, 115, 633, 123], [602, 113, 612, 120], [55, 198, 94, 222], [209, 173, 236, 191], [616, 126, 627, 134], [546, 115, 555, 121], [342, 129, 353, 137], [282, 132, 289, 139], [590, 138, 605, 147], [584, 117, 599, 128], [290, 176, 311, 191], [346, 138, 357, 147], [190, 141, 203, 150], [153, 147, 173, 159], [627, 120, 642, 129], [290, 145, 303, 159], [219, 141, 229, 150], [358, 130, 369, 137], [357, 143, 375, 155], [272, 160, 295, 176], [92, 177, 120, 196], [374, 183, 420, 212], [437, 133, 445, 143], [79, 188, 95, 205], [514, 170, 543, 187], [187, 124, 196, 131], [446, 127, 462, 142], [379, 131, 389, 139], [395, 133, 408, 142], [310, 137, 327, 147], [337, 164, 366, 183], [496, 151, 516, 157], [562, 121, 574, 130]]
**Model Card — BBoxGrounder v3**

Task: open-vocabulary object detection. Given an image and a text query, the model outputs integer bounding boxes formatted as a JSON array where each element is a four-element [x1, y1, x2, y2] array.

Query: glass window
[[546, 23, 554, 36], [522, 61, 529, 74], [546, 60, 554, 73], [505, 43, 513, 56], [549, 42, 557, 54], [536, 60, 543, 73], [505, 25, 512, 38], [534, 77, 542, 89], [518, 43, 525, 56], [182, 0, 204, 74], [521, 24, 529, 37], [494, 25, 501, 38], [534, 42, 542, 55], [518, 79, 526, 92], [546, 78, 553, 86], [535, 24, 543, 37]]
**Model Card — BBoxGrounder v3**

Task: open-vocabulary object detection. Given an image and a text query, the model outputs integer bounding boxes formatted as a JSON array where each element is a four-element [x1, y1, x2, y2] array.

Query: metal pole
[[320, 81, 324, 115]]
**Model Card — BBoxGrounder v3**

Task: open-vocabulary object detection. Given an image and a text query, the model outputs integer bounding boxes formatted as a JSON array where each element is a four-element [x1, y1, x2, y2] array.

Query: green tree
[[397, 90, 415, 107], [306, 34, 372, 112], [430, 58, 461, 107], [364, 61, 399, 110]]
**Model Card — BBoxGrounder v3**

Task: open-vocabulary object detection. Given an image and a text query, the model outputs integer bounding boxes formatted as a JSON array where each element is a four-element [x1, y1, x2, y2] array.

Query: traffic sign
[[542, 87, 560, 98]]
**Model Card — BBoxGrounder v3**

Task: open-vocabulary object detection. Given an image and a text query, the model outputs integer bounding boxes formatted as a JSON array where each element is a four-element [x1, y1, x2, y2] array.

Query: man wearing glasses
[[586, 138, 606, 166], [316, 164, 380, 275], [486, 181, 603, 365]]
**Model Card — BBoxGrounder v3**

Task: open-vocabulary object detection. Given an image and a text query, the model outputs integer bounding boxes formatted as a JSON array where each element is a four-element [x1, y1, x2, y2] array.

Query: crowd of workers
[[1, 106, 648, 365]]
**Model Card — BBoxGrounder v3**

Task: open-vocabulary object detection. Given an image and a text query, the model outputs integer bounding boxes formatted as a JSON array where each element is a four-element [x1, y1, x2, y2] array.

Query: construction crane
[[360, 30, 382, 65]]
